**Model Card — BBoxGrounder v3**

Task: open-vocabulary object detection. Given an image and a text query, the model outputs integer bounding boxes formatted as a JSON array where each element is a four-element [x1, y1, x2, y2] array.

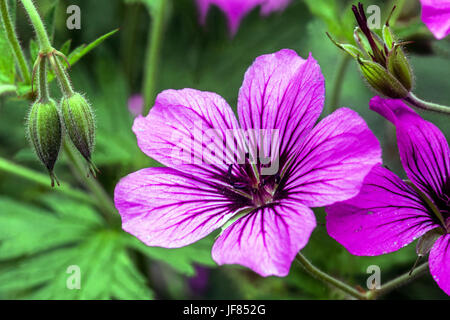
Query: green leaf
[[67, 29, 119, 66], [59, 39, 72, 56], [0, 196, 102, 260], [126, 235, 216, 277], [0, 196, 153, 300]]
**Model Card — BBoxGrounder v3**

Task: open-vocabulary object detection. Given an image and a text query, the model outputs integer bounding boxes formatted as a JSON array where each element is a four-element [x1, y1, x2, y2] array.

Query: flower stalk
[[296, 252, 431, 300], [296, 252, 368, 300], [403, 92, 450, 115], [142, 0, 168, 115], [0, 0, 31, 83], [19, 0, 52, 53]]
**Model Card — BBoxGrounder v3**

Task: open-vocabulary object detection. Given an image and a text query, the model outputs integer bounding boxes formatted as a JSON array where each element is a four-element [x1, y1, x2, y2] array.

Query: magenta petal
[[133, 88, 243, 181], [196, 0, 264, 35], [429, 234, 450, 295], [238, 49, 324, 159], [326, 165, 438, 256], [196, 0, 290, 35], [260, 0, 291, 15], [370, 96, 450, 202], [285, 108, 381, 207], [114, 167, 244, 248], [212, 200, 316, 277], [420, 0, 450, 40]]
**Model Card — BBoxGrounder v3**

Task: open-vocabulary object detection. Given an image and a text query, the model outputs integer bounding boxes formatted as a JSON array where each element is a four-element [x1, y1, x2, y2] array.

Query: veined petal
[[114, 167, 246, 248], [420, 0, 450, 40], [212, 199, 316, 277], [370, 96, 450, 203], [133, 89, 244, 182], [326, 165, 438, 256], [237, 49, 325, 162], [429, 233, 450, 295], [284, 108, 381, 207]]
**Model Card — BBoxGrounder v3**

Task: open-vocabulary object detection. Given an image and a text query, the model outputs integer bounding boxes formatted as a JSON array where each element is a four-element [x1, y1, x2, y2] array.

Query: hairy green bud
[[60, 93, 97, 176], [328, 3, 414, 99], [27, 99, 62, 187]]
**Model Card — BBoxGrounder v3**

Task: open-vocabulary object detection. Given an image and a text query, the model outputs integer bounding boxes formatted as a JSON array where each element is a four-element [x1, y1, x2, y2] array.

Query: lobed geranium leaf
[[0, 196, 153, 300]]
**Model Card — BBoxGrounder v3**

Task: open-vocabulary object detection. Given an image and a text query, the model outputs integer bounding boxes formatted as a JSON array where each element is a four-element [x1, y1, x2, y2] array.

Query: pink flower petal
[[114, 167, 246, 248], [196, 0, 291, 35], [429, 233, 450, 295], [285, 108, 381, 207], [370, 96, 450, 206], [237, 49, 324, 161], [326, 165, 439, 256], [420, 0, 450, 40], [133, 88, 244, 182], [212, 199, 316, 276]]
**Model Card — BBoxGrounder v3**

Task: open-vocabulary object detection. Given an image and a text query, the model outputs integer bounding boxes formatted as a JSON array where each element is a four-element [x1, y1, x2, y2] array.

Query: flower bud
[[327, 3, 414, 99], [357, 57, 409, 98], [27, 99, 62, 187], [60, 93, 97, 176]]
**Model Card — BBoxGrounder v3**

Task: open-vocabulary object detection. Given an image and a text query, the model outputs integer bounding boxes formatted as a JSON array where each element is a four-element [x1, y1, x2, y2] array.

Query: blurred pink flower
[[128, 94, 144, 117], [420, 0, 450, 39], [196, 0, 291, 35]]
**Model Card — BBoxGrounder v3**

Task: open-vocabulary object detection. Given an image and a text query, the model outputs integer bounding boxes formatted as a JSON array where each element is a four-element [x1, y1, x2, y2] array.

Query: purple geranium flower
[[327, 96, 450, 295], [114, 49, 381, 277], [196, 0, 291, 35], [420, 0, 450, 40]]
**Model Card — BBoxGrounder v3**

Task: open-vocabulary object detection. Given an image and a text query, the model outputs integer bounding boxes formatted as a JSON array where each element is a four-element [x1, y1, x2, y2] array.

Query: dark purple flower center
[[226, 153, 283, 208]]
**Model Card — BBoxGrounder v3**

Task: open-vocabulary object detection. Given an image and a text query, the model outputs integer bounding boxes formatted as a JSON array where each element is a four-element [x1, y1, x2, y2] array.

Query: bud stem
[[0, 0, 31, 84], [37, 55, 50, 102], [403, 92, 450, 115], [19, 0, 52, 54], [49, 53, 75, 97]]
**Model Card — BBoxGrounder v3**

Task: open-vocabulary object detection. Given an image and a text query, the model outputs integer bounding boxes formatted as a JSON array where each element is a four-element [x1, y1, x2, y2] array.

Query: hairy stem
[[296, 252, 368, 300], [328, 54, 351, 112], [49, 53, 74, 97], [0, 0, 31, 83], [37, 55, 49, 102], [19, 0, 52, 53], [403, 92, 450, 114], [63, 141, 118, 224], [142, 0, 168, 115], [366, 262, 429, 299], [0, 157, 93, 204], [297, 252, 430, 300]]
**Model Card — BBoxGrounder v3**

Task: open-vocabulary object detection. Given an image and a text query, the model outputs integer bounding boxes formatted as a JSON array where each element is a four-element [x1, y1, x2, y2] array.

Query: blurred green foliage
[[0, 0, 448, 300]]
